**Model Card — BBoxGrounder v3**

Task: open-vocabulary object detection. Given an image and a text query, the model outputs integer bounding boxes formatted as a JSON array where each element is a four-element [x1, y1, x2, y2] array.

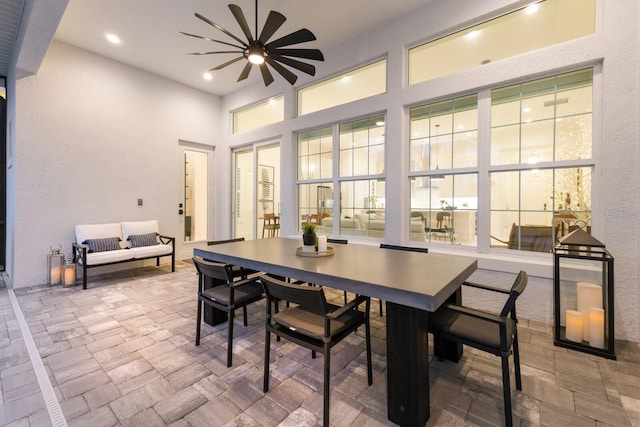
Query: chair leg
[[227, 309, 234, 367], [379, 299, 384, 316], [501, 355, 513, 427], [312, 350, 317, 359], [195, 299, 202, 346], [243, 306, 248, 326], [263, 329, 271, 392], [365, 310, 373, 385], [513, 331, 522, 390], [343, 291, 348, 304], [323, 347, 330, 427]]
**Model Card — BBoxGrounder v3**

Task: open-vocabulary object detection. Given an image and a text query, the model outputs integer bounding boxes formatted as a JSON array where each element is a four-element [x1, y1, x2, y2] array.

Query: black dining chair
[[378, 244, 429, 315], [325, 238, 351, 303], [192, 256, 264, 367], [260, 274, 372, 427], [429, 271, 528, 427], [206, 237, 260, 279]]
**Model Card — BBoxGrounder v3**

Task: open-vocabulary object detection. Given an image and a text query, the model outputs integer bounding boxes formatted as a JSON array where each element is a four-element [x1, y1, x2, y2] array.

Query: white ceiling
[[53, 0, 433, 97]]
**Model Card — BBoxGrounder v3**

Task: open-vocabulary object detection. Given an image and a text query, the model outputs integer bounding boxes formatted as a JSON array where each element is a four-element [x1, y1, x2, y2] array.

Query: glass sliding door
[[233, 142, 280, 239]]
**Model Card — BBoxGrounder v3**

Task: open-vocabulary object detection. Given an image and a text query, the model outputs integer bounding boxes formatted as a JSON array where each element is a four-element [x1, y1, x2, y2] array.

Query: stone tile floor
[[0, 261, 639, 426]]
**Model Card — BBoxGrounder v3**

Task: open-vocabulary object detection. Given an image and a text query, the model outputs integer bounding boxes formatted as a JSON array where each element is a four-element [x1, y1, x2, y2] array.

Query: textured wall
[[219, 0, 640, 342], [14, 41, 221, 288]]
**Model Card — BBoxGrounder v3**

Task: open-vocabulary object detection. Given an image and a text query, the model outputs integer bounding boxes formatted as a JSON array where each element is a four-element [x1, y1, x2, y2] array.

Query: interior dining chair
[[378, 244, 429, 315], [260, 274, 372, 427], [429, 270, 528, 427], [262, 213, 280, 238], [192, 256, 264, 367]]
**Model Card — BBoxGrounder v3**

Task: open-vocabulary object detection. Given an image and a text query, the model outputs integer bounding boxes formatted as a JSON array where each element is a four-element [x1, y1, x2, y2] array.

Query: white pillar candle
[[50, 267, 61, 285], [302, 244, 315, 253], [589, 307, 605, 349], [63, 267, 75, 286], [317, 236, 327, 252], [577, 282, 602, 341], [565, 310, 584, 342]]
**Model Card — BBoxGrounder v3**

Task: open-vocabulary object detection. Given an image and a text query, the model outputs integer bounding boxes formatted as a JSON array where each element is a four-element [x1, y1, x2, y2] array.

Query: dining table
[[194, 237, 477, 426]]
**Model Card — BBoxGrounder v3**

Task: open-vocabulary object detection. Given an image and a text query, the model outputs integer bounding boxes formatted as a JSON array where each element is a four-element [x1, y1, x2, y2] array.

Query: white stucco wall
[[13, 40, 222, 288], [217, 0, 640, 342]]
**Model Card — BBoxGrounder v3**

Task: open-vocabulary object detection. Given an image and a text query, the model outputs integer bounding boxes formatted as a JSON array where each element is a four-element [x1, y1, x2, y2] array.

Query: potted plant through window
[[301, 222, 317, 246]]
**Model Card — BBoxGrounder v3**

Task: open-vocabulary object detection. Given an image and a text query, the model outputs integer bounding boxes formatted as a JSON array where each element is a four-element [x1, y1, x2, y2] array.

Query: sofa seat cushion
[[130, 243, 173, 259], [84, 249, 134, 266]]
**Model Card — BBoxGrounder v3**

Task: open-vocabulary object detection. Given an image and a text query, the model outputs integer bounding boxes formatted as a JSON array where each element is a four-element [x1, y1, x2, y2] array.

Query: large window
[[409, 95, 478, 245], [298, 60, 386, 116], [408, 0, 595, 85], [490, 69, 593, 252], [298, 115, 386, 238], [232, 96, 284, 134], [408, 68, 593, 252]]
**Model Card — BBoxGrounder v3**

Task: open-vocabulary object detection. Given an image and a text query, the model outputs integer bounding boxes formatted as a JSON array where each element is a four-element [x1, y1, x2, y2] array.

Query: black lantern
[[553, 228, 615, 359]]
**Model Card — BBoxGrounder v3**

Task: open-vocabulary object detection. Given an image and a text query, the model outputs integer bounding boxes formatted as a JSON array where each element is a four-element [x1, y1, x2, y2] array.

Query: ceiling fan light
[[247, 46, 265, 64]]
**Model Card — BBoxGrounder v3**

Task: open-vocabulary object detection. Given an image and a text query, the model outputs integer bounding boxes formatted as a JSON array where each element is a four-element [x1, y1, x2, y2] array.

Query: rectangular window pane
[[298, 127, 333, 180], [410, 95, 478, 173], [409, 0, 595, 85], [233, 96, 284, 134], [490, 167, 591, 252], [299, 183, 333, 232], [298, 60, 386, 116], [339, 179, 385, 238], [491, 68, 592, 166], [411, 174, 477, 246], [339, 115, 385, 177]]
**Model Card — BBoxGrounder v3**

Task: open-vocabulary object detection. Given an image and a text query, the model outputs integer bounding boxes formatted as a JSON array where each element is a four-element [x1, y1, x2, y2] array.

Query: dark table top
[[194, 238, 477, 312]]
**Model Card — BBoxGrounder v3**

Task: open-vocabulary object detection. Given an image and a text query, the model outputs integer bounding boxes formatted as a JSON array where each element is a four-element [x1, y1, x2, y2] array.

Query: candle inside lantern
[[565, 310, 584, 342], [577, 282, 602, 341], [63, 266, 75, 286], [589, 307, 605, 349], [317, 236, 327, 252], [50, 267, 61, 285]]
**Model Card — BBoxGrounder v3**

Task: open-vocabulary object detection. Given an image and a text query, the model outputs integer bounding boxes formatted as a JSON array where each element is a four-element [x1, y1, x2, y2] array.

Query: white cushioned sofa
[[73, 220, 175, 289]]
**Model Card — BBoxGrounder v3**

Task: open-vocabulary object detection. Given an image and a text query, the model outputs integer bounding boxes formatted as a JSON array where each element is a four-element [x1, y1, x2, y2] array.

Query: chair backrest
[[380, 243, 428, 253], [507, 223, 553, 252], [260, 274, 327, 315], [207, 237, 245, 245], [327, 238, 348, 245], [499, 271, 528, 318], [192, 256, 232, 283]]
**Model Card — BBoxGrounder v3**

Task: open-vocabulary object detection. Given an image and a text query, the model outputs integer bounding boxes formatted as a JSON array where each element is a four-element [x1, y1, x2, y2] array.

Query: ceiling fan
[[181, 0, 324, 86]]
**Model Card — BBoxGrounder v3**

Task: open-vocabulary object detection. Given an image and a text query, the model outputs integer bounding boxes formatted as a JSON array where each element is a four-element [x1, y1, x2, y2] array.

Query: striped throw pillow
[[128, 233, 158, 248], [83, 237, 121, 253]]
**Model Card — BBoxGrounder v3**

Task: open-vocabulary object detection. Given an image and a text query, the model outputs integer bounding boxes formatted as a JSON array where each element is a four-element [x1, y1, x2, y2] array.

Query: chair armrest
[[440, 303, 507, 325], [232, 274, 265, 288], [328, 295, 369, 319], [462, 281, 511, 294], [72, 242, 87, 263], [158, 235, 175, 246]]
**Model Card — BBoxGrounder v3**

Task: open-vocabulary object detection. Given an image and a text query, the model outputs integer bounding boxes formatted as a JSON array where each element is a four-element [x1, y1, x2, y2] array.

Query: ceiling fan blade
[[265, 57, 298, 85], [187, 50, 242, 56], [180, 32, 246, 50], [237, 61, 253, 82], [228, 4, 254, 43], [270, 54, 316, 76], [259, 63, 275, 86], [271, 48, 324, 61], [265, 28, 317, 50], [195, 12, 248, 47], [210, 56, 245, 71], [258, 11, 286, 44]]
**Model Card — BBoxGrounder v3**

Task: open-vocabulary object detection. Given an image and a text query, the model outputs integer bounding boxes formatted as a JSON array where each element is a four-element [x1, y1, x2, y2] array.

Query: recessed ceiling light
[[465, 30, 481, 40], [525, 3, 540, 15], [203, 72, 213, 80], [376, 121, 385, 126], [105, 33, 121, 44]]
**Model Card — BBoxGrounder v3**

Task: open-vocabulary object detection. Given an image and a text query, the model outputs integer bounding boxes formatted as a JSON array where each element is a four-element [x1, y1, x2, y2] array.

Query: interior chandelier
[[181, 0, 324, 86]]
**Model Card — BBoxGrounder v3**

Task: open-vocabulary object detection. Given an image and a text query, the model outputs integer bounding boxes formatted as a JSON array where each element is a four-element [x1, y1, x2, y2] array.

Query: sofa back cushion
[[75, 223, 123, 246], [121, 220, 160, 242]]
